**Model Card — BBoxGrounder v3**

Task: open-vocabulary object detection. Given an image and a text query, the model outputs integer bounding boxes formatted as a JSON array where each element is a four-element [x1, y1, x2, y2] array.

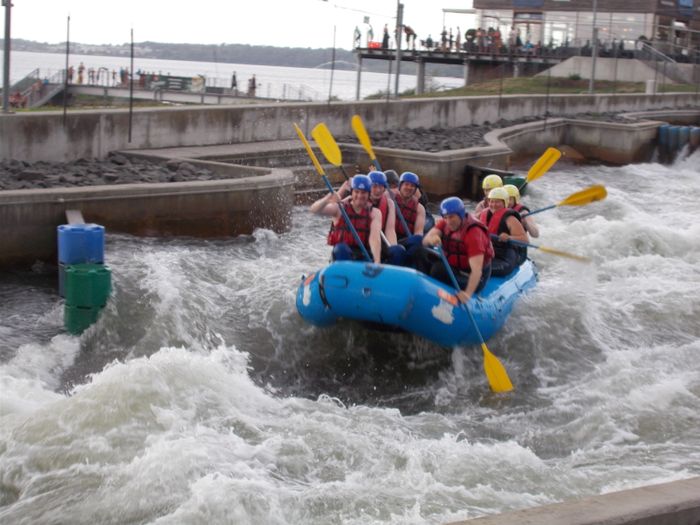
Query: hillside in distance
[[3, 38, 462, 77]]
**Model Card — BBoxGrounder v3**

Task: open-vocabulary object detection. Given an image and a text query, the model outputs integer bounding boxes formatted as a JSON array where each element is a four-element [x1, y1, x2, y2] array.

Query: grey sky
[[6, 0, 477, 50]]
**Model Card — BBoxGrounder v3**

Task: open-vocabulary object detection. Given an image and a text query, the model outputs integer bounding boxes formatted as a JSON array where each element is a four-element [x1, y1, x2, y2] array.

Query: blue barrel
[[678, 126, 690, 148], [668, 126, 680, 152], [690, 127, 700, 148], [657, 124, 670, 149], [57, 224, 105, 265]]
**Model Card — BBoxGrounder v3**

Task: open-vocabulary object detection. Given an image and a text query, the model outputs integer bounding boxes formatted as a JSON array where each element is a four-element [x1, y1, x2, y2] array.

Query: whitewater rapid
[[1, 151, 699, 524]]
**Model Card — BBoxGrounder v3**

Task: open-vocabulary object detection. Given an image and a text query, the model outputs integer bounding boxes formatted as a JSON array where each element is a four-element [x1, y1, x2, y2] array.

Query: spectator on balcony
[[382, 24, 390, 49], [405, 25, 417, 50]]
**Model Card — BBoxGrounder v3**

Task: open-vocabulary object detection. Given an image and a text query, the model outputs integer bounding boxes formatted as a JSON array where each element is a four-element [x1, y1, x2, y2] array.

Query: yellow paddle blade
[[482, 343, 514, 393], [537, 245, 591, 263], [293, 123, 325, 176], [559, 184, 607, 207], [526, 147, 561, 183], [311, 123, 343, 167], [351, 114, 377, 161]]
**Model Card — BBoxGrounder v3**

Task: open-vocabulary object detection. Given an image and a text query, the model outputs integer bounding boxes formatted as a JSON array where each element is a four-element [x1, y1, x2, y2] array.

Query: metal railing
[[636, 41, 696, 85]]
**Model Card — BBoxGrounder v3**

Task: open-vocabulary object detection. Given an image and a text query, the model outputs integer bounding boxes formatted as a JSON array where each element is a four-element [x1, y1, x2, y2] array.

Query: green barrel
[[64, 304, 103, 335], [64, 264, 112, 308], [503, 176, 527, 195]]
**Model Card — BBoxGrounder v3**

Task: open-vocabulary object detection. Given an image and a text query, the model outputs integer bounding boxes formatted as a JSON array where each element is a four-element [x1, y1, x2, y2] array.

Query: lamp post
[[2, 0, 12, 113], [588, 0, 598, 93], [394, 0, 403, 97]]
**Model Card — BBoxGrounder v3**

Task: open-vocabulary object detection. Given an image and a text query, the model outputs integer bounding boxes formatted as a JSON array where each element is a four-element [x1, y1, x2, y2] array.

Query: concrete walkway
[[449, 477, 700, 525]]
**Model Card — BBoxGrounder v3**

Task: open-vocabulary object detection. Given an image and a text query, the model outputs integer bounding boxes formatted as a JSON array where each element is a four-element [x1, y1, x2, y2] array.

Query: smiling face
[[399, 182, 417, 200], [370, 184, 385, 201], [489, 197, 506, 213], [443, 213, 463, 232], [351, 189, 370, 209]]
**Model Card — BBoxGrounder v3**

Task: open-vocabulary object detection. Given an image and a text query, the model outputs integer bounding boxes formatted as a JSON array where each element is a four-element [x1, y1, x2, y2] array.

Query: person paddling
[[479, 187, 528, 275], [474, 174, 503, 216], [310, 174, 382, 264], [504, 184, 539, 238], [422, 197, 493, 303], [392, 172, 426, 240]]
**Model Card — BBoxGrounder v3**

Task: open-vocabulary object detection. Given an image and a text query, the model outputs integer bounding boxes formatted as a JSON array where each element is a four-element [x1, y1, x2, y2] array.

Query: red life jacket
[[480, 207, 521, 259], [327, 202, 371, 247], [512, 203, 530, 217], [395, 195, 418, 237], [438, 217, 494, 271], [371, 194, 389, 230]]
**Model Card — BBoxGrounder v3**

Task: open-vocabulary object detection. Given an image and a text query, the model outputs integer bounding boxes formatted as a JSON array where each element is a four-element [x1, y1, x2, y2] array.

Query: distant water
[[1, 150, 699, 524], [8, 50, 464, 101]]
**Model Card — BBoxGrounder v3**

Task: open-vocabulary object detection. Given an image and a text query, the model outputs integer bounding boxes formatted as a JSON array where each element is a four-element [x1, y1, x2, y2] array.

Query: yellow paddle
[[435, 246, 513, 393], [311, 123, 349, 180], [293, 123, 372, 262], [492, 235, 591, 263], [526, 184, 607, 217], [518, 147, 562, 191], [348, 116, 413, 236], [351, 115, 382, 171]]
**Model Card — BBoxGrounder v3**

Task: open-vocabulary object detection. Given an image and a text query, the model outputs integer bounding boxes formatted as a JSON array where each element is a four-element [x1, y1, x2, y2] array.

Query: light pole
[[2, 0, 12, 113], [588, 0, 598, 93], [394, 0, 403, 97]]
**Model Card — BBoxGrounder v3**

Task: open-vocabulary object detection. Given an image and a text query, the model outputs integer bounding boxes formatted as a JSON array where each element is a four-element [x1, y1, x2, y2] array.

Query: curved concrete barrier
[[0, 170, 294, 267], [448, 477, 700, 525]]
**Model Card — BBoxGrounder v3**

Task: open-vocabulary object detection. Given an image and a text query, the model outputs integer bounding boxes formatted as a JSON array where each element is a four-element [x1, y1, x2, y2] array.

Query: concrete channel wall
[[449, 476, 700, 525], [0, 171, 294, 267], [1, 92, 698, 163]]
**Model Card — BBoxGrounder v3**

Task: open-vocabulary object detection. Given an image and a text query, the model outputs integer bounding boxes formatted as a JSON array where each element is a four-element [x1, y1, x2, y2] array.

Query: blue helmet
[[351, 174, 372, 193], [399, 171, 420, 187], [368, 170, 387, 188], [440, 197, 465, 219]]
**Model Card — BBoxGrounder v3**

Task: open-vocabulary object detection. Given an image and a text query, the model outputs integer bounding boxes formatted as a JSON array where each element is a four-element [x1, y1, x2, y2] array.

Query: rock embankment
[[338, 112, 637, 152], [0, 111, 639, 190], [0, 153, 230, 191]]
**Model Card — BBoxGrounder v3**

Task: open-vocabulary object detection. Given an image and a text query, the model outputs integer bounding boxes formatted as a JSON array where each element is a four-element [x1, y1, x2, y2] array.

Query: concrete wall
[[449, 476, 700, 525], [0, 170, 294, 267], [538, 57, 680, 83], [2, 92, 699, 163]]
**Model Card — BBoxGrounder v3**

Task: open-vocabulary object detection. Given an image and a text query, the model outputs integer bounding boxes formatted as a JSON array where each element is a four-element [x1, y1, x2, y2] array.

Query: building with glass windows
[[472, 0, 700, 57]]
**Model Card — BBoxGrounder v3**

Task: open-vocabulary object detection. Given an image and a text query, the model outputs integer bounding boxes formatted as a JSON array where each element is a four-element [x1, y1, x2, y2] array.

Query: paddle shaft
[[434, 247, 492, 362], [351, 117, 412, 236], [320, 175, 372, 262], [490, 233, 539, 251], [490, 234, 589, 262], [524, 204, 556, 217], [294, 123, 372, 262]]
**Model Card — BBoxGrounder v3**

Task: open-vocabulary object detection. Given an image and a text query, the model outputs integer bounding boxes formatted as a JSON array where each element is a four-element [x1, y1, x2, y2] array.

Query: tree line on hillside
[[3, 38, 462, 77]]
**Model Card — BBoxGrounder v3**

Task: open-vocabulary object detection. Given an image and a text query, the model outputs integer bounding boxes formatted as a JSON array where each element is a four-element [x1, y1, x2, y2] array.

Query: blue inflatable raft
[[296, 260, 537, 348]]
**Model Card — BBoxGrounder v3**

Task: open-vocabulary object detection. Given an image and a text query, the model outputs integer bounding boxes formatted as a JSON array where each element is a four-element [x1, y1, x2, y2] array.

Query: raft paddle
[[518, 147, 562, 191], [491, 235, 591, 263], [525, 184, 607, 217], [313, 123, 398, 248], [294, 123, 372, 262], [351, 115, 382, 171], [349, 115, 413, 236], [434, 246, 514, 393], [311, 123, 349, 180]]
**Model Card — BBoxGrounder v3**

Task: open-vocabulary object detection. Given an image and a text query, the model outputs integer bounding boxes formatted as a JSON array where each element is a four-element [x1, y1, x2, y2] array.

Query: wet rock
[[109, 153, 130, 166], [17, 169, 46, 182]]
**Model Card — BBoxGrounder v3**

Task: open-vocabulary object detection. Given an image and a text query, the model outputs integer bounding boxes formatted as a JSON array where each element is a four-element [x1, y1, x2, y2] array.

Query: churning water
[[1, 151, 699, 524]]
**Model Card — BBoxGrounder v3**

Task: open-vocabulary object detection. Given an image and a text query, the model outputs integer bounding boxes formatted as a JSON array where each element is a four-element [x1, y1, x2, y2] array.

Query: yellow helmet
[[488, 187, 509, 203], [482, 174, 503, 191], [503, 184, 520, 204]]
